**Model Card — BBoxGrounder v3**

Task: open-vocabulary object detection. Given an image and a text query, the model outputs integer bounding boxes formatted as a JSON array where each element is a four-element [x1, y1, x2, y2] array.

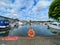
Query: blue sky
[[0, 0, 53, 21]]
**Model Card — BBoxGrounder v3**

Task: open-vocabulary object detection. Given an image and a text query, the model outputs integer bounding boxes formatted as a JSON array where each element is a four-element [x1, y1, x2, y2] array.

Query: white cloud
[[31, 0, 51, 12], [0, 0, 52, 21], [0, 1, 7, 6]]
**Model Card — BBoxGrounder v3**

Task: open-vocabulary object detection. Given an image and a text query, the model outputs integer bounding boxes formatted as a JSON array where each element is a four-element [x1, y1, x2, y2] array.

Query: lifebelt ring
[[28, 29, 35, 38]]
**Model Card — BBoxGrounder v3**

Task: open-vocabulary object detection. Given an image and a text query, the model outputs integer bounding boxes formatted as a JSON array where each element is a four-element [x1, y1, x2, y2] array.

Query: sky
[[0, 0, 53, 21]]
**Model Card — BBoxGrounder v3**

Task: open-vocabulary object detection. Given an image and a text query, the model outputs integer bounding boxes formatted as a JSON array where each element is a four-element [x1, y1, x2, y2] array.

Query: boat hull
[[47, 24, 60, 33]]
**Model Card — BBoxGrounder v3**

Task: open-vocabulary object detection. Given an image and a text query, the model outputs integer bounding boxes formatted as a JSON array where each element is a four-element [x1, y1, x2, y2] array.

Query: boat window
[[0, 21, 3, 23], [52, 24, 57, 26], [59, 24, 60, 27], [5, 21, 9, 23]]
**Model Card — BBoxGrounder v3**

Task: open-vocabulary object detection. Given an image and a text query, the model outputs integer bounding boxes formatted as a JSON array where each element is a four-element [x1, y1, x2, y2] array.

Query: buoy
[[28, 26, 35, 38]]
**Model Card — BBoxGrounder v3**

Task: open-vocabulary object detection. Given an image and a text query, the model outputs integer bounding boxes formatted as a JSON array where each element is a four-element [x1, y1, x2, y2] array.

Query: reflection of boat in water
[[47, 22, 60, 33]]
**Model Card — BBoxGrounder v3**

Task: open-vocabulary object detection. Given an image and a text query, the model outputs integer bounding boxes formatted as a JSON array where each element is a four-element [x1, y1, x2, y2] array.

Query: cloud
[[31, 0, 52, 13], [0, 0, 52, 21]]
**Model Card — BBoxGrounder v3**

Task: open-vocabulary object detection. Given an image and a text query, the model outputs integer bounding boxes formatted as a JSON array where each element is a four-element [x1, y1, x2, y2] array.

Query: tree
[[48, 0, 60, 21]]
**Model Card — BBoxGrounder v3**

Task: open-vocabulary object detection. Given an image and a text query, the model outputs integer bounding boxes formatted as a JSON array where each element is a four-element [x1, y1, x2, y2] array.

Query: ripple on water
[[9, 24, 55, 36]]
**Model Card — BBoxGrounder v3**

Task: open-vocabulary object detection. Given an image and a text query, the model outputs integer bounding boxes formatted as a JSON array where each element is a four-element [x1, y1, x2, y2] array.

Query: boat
[[47, 22, 60, 32], [9, 21, 23, 28], [0, 20, 10, 34], [0, 20, 10, 28]]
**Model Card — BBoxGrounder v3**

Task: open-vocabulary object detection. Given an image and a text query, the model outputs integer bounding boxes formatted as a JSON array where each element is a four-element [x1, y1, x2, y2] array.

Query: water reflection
[[9, 24, 55, 36]]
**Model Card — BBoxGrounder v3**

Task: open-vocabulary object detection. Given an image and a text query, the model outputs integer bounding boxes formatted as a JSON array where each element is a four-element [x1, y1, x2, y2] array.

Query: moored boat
[[47, 22, 60, 33]]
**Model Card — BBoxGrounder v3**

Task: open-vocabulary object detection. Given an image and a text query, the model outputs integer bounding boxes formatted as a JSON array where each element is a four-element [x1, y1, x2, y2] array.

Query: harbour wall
[[0, 36, 60, 45]]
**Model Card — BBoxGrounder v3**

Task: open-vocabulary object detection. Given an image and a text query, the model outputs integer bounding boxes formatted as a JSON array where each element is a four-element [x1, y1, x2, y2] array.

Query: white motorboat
[[47, 22, 60, 32]]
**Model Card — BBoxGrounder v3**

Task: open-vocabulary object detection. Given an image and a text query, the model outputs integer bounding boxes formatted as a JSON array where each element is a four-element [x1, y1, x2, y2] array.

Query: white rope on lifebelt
[[28, 28, 35, 38]]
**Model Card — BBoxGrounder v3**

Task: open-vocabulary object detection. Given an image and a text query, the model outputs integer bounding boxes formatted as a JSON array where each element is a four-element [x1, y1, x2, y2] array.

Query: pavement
[[0, 36, 60, 45]]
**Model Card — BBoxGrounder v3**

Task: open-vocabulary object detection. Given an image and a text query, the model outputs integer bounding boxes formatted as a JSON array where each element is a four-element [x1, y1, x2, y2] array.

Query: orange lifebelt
[[28, 28, 35, 38]]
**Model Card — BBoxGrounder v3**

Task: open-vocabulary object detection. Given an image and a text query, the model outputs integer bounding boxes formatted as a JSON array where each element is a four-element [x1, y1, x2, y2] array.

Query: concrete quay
[[0, 36, 60, 45]]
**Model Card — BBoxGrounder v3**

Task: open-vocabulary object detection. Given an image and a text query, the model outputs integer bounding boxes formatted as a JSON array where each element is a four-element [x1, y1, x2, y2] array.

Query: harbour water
[[0, 23, 56, 37], [8, 24, 55, 36]]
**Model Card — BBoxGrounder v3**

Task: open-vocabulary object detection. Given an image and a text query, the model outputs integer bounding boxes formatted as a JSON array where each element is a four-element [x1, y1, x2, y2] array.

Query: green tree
[[48, 0, 60, 21]]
